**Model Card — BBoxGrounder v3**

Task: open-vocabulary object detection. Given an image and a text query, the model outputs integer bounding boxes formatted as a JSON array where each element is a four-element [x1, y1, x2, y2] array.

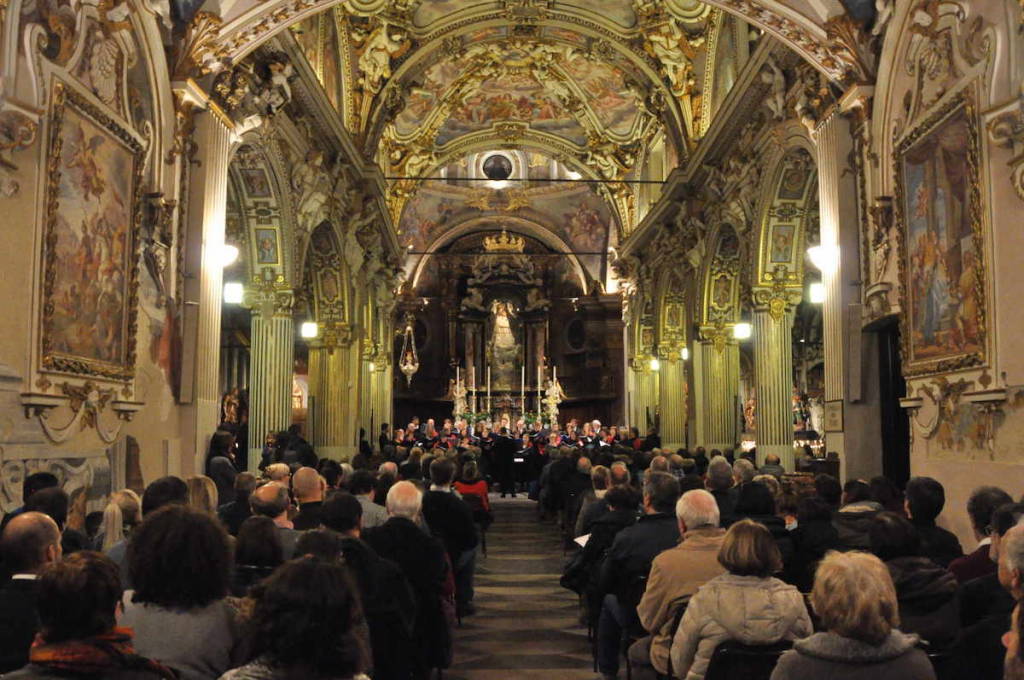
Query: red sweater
[[454, 480, 490, 511]]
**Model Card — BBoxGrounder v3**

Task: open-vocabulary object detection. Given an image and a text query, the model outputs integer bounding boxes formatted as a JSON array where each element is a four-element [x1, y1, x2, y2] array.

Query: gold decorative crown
[[483, 229, 525, 253]]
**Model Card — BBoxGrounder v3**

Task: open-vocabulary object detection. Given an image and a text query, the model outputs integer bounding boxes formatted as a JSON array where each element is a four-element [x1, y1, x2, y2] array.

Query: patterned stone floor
[[447, 496, 596, 679]]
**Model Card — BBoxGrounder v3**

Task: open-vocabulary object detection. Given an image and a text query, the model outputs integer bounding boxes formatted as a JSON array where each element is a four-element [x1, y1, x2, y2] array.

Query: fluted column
[[753, 305, 796, 469], [699, 334, 740, 452], [179, 105, 233, 475], [245, 288, 295, 470], [308, 332, 354, 460], [631, 359, 659, 432], [658, 350, 687, 451]]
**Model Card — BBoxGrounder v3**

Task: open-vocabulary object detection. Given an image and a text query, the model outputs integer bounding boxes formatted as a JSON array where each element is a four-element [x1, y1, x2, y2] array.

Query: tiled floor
[[447, 496, 596, 679]]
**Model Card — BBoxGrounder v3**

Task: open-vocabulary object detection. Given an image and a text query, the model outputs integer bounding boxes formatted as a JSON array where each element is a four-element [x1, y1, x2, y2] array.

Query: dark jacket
[[787, 518, 839, 592], [206, 456, 237, 507], [577, 497, 610, 536], [0, 579, 39, 673], [833, 501, 882, 551], [740, 513, 794, 576], [217, 500, 251, 537], [422, 490, 478, 560], [959, 572, 1015, 680], [363, 517, 451, 672], [561, 507, 637, 596], [949, 543, 995, 583], [598, 512, 680, 605], [885, 556, 959, 649], [291, 500, 324, 531], [339, 537, 416, 679], [770, 631, 935, 680], [709, 487, 739, 527], [911, 519, 962, 568]]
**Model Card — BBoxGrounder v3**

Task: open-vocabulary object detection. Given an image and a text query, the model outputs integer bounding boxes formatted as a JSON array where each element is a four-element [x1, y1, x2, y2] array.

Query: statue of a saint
[[452, 377, 468, 419], [489, 300, 518, 390], [544, 378, 566, 426]]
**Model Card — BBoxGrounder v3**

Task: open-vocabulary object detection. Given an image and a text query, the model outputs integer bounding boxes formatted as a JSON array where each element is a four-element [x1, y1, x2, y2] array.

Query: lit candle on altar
[[456, 365, 460, 386], [553, 365, 557, 382], [487, 366, 491, 409], [521, 366, 525, 409]]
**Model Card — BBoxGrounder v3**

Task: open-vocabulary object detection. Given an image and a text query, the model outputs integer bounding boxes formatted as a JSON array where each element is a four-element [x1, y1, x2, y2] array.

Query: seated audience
[[0, 473, 59, 532], [733, 480, 794, 570], [770, 551, 936, 680], [833, 480, 883, 551], [187, 476, 219, 516], [291, 467, 326, 531], [732, 458, 756, 488], [122, 505, 243, 680], [787, 495, 839, 591], [219, 557, 367, 680], [320, 492, 416, 680], [1006, 601, 1024, 680], [960, 502, 1024, 680], [573, 465, 609, 537], [422, 458, 478, 617], [249, 483, 298, 559], [263, 463, 290, 484], [596, 472, 680, 680], [106, 476, 188, 587], [629, 490, 726, 680], [217, 473, 257, 537], [759, 453, 785, 478], [814, 473, 843, 511], [231, 516, 284, 597], [576, 462, 633, 536], [669, 519, 811, 679], [24, 488, 88, 555], [949, 486, 1012, 583], [869, 476, 905, 514], [868, 511, 959, 648], [905, 476, 962, 567], [3, 551, 175, 680], [705, 456, 738, 527], [348, 471, 388, 530], [362, 481, 450, 679], [96, 489, 141, 552], [0, 513, 62, 672]]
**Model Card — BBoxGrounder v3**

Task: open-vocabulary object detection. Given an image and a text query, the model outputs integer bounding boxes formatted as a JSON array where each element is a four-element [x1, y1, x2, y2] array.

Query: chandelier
[[398, 315, 419, 386]]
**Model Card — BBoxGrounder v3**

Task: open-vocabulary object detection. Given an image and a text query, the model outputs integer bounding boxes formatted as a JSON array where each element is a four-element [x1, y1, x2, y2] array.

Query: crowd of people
[[0, 415, 1022, 680]]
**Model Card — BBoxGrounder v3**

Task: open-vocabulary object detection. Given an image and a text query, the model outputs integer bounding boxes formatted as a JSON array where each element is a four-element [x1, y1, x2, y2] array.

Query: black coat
[[912, 520, 963, 568], [709, 487, 739, 527], [217, 500, 251, 537], [422, 490, 478, 560], [959, 572, 1015, 680], [598, 512, 679, 605], [340, 537, 417, 679], [0, 578, 39, 673], [886, 556, 960, 649], [787, 518, 839, 592], [291, 500, 324, 531], [363, 518, 451, 672]]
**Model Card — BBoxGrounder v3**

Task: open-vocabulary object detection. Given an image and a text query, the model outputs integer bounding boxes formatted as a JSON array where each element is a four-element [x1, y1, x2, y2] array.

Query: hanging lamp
[[398, 316, 419, 386]]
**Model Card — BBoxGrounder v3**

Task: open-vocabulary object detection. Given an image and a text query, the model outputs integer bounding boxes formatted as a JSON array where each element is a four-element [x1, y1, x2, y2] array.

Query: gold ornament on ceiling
[[483, 229, 526, 253]]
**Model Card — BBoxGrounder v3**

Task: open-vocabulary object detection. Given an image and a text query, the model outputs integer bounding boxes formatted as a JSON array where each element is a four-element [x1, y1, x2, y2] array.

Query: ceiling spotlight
[[809, 282, 826, 303], [300, 321, 319, 339], [219, 244, 239, 268], [733, 322, 752, 340], [223, 282, 243, 304]]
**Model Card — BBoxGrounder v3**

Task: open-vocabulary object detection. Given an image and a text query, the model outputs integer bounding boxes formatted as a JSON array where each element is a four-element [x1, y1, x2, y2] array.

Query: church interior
[[2, 0, 1024, 677]]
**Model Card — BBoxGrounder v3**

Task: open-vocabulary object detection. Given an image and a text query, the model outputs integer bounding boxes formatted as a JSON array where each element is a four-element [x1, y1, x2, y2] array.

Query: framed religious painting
[[255, 228, 280, 264], [39, 81, 145, 381], [895, 87, 986, 376]]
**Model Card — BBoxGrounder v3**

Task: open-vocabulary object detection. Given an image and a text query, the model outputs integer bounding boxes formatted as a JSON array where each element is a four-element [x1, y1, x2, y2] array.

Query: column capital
[[243, 281, 294, 318], [309, 322, 355, 353], [699, 324, 737, 354]]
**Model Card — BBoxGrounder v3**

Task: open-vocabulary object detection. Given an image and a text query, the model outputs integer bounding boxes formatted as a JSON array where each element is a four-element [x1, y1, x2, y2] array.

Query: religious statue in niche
[[808, 396, 825, 435], [489, 300, 520, 391], [743, 397, 757, 433], [451, 377, 468, 419]]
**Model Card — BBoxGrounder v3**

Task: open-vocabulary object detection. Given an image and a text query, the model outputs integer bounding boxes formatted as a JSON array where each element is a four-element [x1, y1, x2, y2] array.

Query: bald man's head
[[250, 482, 290, 520], [1000, 524, 1024, 600], [1, 511, 62, 574], [292, 467, 324, 503]]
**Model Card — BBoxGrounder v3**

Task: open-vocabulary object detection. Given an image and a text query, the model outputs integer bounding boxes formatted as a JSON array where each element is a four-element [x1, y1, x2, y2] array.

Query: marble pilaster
[[658, 350, 687, 451], [753, 305, 796, 469], [698, 335, 740, 452], [245, 288, 295, 470]]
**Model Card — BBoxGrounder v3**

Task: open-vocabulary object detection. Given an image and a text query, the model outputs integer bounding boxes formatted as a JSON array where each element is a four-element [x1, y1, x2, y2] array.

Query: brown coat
[[636, 527, 726, 674]]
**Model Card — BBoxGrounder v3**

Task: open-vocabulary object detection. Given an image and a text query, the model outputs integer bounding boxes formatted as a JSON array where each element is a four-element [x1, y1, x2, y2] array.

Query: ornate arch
[[701, 222, 743, 327], [753, 146, 818, 288], [408, 215, 590, 291], [654, 267, 689, 354], [304, 221, 354, 343]]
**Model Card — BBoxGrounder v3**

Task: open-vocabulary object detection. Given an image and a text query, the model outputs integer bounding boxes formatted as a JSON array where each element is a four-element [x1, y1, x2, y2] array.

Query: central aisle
[[447, 496, 595, 679]]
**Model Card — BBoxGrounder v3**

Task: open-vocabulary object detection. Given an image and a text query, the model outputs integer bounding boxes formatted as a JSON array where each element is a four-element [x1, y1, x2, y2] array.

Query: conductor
[[493, 427, 518, 498]]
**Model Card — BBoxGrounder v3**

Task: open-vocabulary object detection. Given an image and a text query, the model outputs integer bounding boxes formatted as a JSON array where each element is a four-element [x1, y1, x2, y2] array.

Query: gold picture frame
[[894, 86, 986, 377], [40, 81, 145, 381]]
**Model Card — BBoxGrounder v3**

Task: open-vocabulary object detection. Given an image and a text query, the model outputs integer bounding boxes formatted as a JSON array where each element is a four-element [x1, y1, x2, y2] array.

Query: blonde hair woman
[[99, 488, 141, 551], [186, 475, 219, 516], [770, 551, 936, 680], [670, 519, 812, 679]]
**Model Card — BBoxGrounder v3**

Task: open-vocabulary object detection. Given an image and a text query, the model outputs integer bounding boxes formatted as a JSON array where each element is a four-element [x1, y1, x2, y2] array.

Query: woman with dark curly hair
[[232, 516, 284, 596], [219, 556, 369, 680], [122, 504, 243, 680]]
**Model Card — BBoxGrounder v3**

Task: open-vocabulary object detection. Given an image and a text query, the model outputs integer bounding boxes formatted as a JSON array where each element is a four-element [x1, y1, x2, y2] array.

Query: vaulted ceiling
[[285, 0, 753, 285]]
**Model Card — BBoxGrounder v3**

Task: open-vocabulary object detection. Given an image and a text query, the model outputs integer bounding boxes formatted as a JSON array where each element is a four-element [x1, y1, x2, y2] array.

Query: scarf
[[30, 628, 177, 679]]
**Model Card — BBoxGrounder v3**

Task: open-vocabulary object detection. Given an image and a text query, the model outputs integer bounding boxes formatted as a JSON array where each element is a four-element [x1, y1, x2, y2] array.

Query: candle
[[521, 365, 525, 412], [553, 366, 557, 382], [456, 365, 460, 387], [487, 366, 491, 410]]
